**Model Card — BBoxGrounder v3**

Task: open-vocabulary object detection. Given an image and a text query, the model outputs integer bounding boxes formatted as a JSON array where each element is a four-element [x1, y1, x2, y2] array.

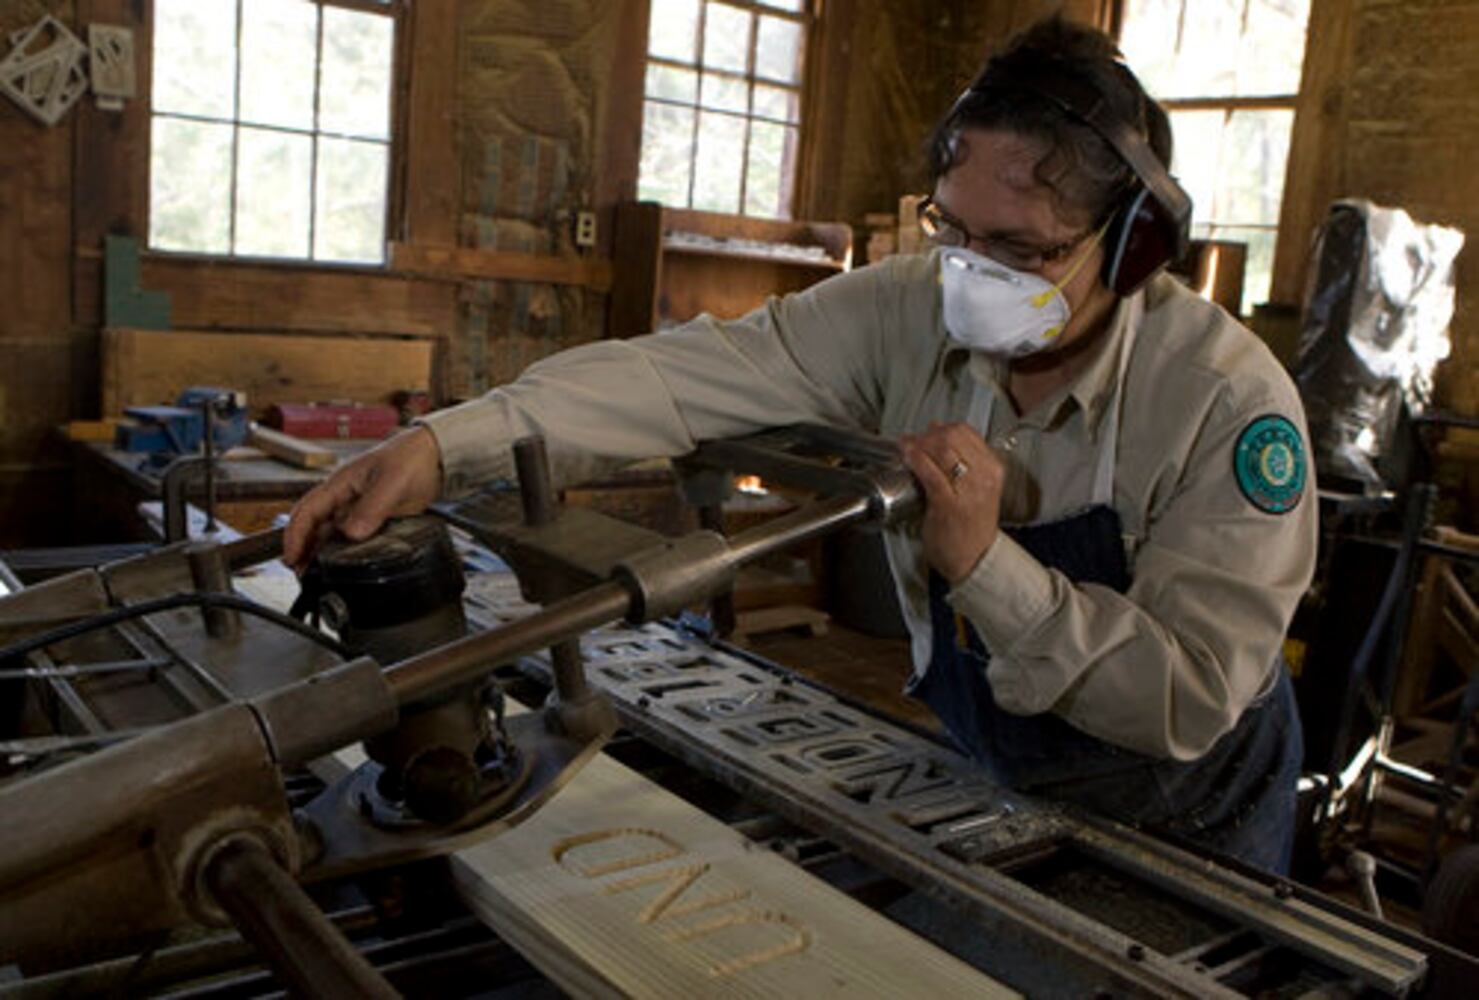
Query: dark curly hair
[[926, 16, 1173, 224]]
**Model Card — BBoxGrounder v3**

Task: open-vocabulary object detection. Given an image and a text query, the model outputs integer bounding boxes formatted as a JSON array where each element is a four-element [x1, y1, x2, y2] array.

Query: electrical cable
[[0, 592, 354, 664]]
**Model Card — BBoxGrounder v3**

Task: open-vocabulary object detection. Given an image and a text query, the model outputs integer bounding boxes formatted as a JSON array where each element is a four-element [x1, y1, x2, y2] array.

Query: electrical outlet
[[575, 210, 597, 248]]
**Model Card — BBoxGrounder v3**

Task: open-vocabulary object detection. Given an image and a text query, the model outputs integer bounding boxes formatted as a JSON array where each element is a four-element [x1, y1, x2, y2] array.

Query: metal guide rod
[[384, 492, 876, 708], [203, 837, 398, 999], [512, 436, 592, 706]]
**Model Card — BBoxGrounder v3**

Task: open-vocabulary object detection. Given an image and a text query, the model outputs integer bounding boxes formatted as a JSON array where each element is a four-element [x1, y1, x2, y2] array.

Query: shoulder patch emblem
[[1234, 415, 1306, 514]]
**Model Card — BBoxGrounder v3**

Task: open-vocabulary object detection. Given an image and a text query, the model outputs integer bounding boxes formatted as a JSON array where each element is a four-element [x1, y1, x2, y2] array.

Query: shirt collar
[[950, 291, 1139, 441]]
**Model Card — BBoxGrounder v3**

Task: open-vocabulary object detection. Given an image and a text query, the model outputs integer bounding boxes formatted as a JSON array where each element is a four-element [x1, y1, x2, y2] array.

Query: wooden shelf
[[610, 202, 852, 338], [659, 238, 846, 271]]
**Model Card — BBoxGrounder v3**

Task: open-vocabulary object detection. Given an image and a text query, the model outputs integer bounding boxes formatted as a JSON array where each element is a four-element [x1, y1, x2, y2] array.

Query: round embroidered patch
[[1234, 415, 1306, 514]]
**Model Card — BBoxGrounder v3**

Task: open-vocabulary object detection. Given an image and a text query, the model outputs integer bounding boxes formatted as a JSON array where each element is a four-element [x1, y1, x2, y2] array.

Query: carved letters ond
[[664, 910, 812, 978], [553, 827, 812, 978], [603, 863, 750, 925], [552, 827, 683, 878]]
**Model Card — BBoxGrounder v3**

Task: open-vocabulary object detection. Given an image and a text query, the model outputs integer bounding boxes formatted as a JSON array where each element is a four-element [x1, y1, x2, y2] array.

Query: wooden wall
[[795, 0, 1111, 236], [0, 0, 644, 547], [0, 1, 78, 544], [2, 0, 1477, 546]]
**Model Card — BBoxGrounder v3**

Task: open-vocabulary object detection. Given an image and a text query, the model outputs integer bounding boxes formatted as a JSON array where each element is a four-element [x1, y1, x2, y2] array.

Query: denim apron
[[911, 321, 1303, 873]]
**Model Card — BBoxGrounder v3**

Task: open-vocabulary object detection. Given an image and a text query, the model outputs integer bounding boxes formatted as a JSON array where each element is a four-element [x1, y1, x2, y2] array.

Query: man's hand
[[899, 422, 1004, 585], [283, 426, 444, 571]]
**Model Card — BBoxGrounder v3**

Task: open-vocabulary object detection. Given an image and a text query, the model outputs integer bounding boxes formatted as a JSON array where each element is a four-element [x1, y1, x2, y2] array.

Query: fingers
[[901, 423, 992, 492], [900, 439, 955, 505], [338, 465, 404, 541], [283, 427, 444, 570], [284, 471, 362, 570]]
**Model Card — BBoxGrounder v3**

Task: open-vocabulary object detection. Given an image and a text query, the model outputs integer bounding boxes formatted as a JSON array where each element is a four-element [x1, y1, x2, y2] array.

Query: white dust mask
[[938, 234, 1100, 358]]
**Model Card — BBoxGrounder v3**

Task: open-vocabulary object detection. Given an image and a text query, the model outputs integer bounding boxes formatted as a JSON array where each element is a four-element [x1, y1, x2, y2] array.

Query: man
[[287, 19, 1315, 872]]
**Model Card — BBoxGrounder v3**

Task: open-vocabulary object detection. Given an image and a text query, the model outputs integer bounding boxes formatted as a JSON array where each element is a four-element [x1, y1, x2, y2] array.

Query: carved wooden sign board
[[450, 745, 1016, 998]]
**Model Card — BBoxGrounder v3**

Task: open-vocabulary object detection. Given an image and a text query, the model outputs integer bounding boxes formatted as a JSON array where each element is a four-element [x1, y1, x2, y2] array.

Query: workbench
[[66, 436, 370, 542]]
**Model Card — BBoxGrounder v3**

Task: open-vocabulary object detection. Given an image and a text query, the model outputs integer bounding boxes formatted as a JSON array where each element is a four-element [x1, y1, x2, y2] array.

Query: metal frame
[[459, 572, 1429, 997]]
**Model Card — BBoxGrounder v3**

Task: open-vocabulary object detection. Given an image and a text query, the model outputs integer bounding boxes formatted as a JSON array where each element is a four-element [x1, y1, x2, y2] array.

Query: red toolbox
[[264, 402, 400, 440]]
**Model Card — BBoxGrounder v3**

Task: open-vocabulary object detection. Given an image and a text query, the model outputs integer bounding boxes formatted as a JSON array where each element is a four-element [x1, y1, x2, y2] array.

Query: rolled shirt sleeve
[[418, 261, 908, 496]]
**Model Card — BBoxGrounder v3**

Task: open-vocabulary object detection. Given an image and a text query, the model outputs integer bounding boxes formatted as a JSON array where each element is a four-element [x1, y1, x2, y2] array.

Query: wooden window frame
[[146, 0, 407, 268], [639, 0, 814, 219], [1112, 1, 1310, 312]]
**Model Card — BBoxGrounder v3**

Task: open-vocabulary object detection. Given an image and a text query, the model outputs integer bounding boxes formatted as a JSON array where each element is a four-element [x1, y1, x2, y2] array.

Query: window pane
[[319, 7, 394, 139], [149, 117, 233, 253], [745, 120, 794, 218], [649, 0, 701, 63], [1205, 225, 1277, 315], [703, 3, 752, 74], [691, 111, 745, 213], [1168, 110, 1224, 226], [638, 102, 695, 205], [239, 0, 317, 130], [646, 63, 697, 102], [314, 138, 388, 263], [752, 83, 799, 123], [756, 0, 804, 10], [1216, 109, 1294, 226], [1238, 0, 1311, 96], [235, 127, 311, 257], [1121, 0, 1309, 98], [700, 72, 747, 113], [754, 15, 802, 84], [152, 0, 237, 118]]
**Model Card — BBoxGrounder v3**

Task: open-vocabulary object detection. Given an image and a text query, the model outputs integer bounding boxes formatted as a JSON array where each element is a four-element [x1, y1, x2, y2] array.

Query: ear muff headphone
[[956, 58, 1193, 296]]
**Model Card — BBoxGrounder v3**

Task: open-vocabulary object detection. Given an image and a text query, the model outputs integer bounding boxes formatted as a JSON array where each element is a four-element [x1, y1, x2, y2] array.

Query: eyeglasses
[[917, 196, 1097, 272]]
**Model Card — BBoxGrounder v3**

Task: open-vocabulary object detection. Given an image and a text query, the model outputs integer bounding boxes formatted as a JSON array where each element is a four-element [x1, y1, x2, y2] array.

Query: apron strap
[[1092, 294, 1142, 506], [965, 293, 1143, 508]]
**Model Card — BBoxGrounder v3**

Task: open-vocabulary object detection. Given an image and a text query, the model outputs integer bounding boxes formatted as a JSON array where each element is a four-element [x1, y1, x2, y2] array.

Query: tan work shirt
[[422, 250, 1317, 761]]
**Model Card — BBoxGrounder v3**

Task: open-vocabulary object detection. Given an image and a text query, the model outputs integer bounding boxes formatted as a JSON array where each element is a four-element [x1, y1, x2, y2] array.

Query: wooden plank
[[0, 340, 78, 460], [660, 207, 852, 264], [69, 255, 457, 337], [402, 0, 459, 247], [1269, 0, 1354, 305], [733, 605, 830, 642], [792, 0, 856, 224], [247, 425, 338, 470], [72, 0, 151, 261], [592, 0, 649, 255], [389, 242, 613, 291], [660, 251, 831, 326], [610, 201, 665, 337], [64, 419, 122, 442], [0, 24, 72, 342], [450, 737, 1013, 998], [100, 328, 434, 416]]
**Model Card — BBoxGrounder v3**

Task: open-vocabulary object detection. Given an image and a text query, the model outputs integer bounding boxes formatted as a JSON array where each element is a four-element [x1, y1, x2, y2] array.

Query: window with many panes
[[638, 0, 810, 219], [1119, 0, 1311, 315], [149, 0, 396, 265]]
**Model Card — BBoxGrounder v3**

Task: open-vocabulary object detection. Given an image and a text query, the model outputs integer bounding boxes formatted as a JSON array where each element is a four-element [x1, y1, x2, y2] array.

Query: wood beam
[[1268, 0, 1355, 306], [390, 243, 614, 292], [401, 0, 459, 247]]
